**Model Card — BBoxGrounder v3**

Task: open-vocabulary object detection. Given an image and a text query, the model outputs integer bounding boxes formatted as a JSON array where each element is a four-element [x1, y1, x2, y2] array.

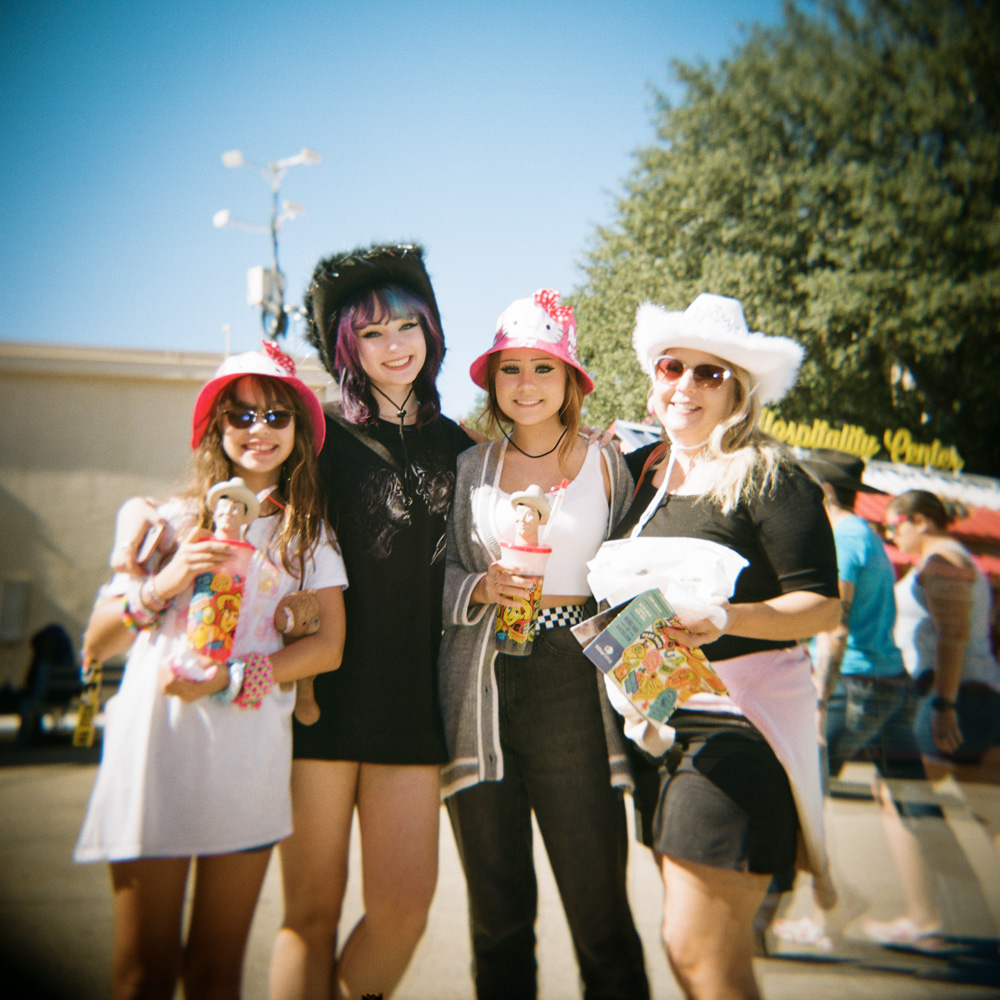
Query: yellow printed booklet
[[571, 589, 728, 724]]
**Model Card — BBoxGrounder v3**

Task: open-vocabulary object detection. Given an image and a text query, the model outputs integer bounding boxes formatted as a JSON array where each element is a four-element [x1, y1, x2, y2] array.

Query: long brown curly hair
[[187, 375, 327, 578]]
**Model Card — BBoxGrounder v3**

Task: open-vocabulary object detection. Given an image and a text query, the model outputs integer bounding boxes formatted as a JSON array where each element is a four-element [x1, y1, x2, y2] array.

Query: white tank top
[[894, 541, 1000, 690], [492, 442, 610, 595]]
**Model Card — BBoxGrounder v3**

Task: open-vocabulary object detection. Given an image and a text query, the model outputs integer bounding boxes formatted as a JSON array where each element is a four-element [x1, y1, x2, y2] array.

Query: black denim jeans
[[446, 625, 649, 1000]]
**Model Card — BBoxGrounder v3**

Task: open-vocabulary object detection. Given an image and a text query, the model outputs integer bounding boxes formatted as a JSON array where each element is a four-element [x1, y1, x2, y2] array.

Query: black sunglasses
[[654, 355, 732, 390], [223, 407, 293, 430]]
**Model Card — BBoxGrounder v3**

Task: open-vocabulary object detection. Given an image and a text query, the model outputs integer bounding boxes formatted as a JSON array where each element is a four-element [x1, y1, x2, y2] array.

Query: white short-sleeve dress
[[75, 500, 348, 862]]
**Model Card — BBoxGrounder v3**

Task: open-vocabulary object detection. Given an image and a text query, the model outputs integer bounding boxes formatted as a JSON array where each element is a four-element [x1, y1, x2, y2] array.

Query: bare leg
[[270, 759, 358, 1000], [183, 847, 272, 1000], [660, 853, 770, 1000], [932, 753, 1000, 940], [864, 777, 940, 936], [335, 763, 440, 1000], [109, 857, 190, 1000], [948, 747, 1000, 852]]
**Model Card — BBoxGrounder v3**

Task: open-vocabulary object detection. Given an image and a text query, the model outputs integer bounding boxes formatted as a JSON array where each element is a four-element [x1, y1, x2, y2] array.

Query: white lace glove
[[603, 674, 675, 756]]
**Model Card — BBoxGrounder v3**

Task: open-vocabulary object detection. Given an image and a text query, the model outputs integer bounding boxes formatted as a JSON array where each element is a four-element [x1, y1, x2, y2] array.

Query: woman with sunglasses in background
[[884, 490, 1000, 929], [604, 294, 840, 1000], [75, 344, 348, 1000], [886, 491, 1000, 764]]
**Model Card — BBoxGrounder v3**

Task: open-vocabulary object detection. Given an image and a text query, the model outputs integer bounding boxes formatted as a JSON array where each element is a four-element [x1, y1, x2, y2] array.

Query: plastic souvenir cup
[[494, 541, 552, 656], [186, 540, 254, 662]]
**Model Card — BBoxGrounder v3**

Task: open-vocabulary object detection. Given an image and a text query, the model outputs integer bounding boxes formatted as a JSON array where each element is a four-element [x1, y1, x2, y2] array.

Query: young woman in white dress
[[75, 344, 348, 1000]]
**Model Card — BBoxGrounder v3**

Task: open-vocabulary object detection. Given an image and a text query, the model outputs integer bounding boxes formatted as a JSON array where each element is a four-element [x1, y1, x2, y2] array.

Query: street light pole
[[214, 147, 321, 339]]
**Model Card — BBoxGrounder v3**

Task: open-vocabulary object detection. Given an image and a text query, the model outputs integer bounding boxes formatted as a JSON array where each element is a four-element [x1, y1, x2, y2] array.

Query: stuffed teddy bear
[[274, 590, 321, 725]]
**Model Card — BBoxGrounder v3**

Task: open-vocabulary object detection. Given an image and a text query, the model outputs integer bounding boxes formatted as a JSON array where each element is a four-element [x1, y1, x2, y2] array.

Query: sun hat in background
[[800, 448, 885, 495]]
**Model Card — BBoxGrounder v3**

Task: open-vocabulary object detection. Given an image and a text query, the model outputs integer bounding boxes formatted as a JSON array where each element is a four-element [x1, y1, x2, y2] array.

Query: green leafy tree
[[458, 390, 491, 441], [573, 0, 1000, 475]]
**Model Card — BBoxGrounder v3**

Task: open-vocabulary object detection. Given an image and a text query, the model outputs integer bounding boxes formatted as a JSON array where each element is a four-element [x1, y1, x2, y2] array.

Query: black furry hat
[[304, 243, 441, 374]]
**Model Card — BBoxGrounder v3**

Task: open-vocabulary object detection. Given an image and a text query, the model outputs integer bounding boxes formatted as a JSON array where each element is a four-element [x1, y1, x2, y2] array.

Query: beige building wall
[[0, 342, 334, 687]]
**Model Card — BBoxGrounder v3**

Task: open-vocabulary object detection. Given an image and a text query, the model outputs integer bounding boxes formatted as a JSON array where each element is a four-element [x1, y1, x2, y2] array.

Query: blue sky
[[1, 0, 783, 419]]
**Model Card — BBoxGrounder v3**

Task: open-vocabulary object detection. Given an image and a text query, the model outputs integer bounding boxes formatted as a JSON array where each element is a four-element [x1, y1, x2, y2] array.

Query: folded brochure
[[571, 588, 728, 724]]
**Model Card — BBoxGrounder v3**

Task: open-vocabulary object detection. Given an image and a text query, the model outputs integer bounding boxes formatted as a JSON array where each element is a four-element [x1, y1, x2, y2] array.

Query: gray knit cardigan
[[438, 437, 636, 799]]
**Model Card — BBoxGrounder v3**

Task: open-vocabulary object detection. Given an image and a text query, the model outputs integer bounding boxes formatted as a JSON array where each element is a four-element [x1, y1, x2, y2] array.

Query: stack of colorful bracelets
[[122, 575, 169, 631], [212, 654, 274, 710]]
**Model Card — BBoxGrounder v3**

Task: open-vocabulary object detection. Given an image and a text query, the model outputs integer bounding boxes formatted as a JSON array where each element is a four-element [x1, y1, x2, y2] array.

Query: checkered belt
[[536, 604, 587, 631]]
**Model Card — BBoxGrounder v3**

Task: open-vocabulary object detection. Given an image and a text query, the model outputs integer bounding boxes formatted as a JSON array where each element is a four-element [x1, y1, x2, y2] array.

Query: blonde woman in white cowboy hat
[[606, 294, 841, 1000], [75, 343, 348, 1000], [438, 290, 649, 1000]]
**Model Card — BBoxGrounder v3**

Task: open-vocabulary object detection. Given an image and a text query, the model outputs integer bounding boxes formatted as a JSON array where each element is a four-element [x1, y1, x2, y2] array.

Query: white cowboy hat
[[206, 477, 261, 521], [632, 293, 804, 404]]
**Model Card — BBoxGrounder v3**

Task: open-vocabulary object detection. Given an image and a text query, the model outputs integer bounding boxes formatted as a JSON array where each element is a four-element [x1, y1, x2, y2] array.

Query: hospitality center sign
[[759, 409, 965, 473]]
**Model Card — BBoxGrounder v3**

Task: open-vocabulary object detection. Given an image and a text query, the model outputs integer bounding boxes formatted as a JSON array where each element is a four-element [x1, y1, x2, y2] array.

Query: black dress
[[293, 407, 473, 764]]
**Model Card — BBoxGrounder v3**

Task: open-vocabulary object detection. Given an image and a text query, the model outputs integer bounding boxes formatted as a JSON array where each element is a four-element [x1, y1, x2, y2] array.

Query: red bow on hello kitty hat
[[262, 338, 297, 375], [534, 289, 576, 338]]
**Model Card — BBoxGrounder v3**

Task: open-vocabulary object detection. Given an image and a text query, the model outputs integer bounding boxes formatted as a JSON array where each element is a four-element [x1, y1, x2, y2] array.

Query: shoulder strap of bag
[[326, 403, 402, 474], [631, 442, 669, 502]]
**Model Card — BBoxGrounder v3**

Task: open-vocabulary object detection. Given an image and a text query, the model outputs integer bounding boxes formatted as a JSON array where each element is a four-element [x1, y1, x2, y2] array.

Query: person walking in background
[[771, 450, 940, 951], [888, 490, 1000, 768], [605, 293, 840, 1000], [438, 289, 649, 1000], [269, 244, 474, 1000], [886, 490, 1000, 927], [75, 344, 348, 1000]]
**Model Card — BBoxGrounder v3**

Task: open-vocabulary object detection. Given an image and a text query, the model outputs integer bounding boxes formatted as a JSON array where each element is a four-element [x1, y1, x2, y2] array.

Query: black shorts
[[631, 711, 799, 877]]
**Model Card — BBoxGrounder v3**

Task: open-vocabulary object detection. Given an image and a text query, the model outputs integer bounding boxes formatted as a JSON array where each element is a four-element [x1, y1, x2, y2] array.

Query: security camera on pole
[[213, 147, 321, 340]]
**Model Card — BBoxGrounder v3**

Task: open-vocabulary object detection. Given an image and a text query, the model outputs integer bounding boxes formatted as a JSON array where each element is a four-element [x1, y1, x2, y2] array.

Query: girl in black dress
[[270, 245, 472, 1000]]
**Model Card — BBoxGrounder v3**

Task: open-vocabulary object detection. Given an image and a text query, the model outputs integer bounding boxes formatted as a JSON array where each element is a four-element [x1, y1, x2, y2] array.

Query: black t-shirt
[[612, 443, 838, 662], [293, 409, 473, 764]]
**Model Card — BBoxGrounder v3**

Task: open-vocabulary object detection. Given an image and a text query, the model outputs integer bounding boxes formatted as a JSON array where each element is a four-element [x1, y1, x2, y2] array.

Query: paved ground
[[2, 719, 1000, 999]]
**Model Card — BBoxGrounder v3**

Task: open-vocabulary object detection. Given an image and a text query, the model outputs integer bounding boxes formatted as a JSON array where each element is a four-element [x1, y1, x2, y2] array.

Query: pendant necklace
[[371, 382, 415, 423], [501, 425, 568, 459], [370, 382, 416, 489]]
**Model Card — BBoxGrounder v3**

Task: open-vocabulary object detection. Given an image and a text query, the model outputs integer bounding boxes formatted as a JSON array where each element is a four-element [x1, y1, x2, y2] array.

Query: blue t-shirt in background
[[830, 514, 905, 677]]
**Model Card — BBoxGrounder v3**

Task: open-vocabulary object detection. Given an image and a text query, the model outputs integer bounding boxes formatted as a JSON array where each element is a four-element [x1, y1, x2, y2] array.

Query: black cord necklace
[[371, 382, 415, 422], [370, 383, 416, 490], [501, 425, 568, 459]]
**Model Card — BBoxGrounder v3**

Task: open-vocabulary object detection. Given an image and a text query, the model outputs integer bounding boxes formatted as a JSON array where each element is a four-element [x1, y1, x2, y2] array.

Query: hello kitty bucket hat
[[469, 289, 594, 395]]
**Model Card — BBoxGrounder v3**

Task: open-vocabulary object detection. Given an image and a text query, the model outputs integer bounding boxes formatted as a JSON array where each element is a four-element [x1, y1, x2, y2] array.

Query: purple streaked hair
[[333, 285, 444, 428]]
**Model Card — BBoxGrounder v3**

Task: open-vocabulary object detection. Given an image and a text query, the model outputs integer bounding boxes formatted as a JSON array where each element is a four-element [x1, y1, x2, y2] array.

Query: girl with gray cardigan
[[438, 289, 649, 1000]]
